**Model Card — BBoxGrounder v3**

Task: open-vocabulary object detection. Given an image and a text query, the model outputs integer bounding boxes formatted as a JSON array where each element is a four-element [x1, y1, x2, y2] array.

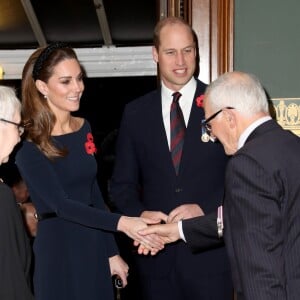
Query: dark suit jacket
[[111, 79, 231, 283], [183, 211, 222, 252], [0, 182, 34, 300], [224, 119, 300, 300]]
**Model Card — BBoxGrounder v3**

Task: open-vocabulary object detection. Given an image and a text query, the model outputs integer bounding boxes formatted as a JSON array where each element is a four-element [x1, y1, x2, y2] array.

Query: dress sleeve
[[16, 141, 121, 232], [91, 179, 119, 256]]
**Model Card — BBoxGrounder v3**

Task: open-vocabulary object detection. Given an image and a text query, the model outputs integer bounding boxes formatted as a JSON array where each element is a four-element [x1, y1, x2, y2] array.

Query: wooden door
[[160, 0, 234, 83]]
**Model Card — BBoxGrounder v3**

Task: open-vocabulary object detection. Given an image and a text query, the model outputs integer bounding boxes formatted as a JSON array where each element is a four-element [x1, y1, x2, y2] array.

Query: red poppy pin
[[85, 133, 97, 155], [196, 94, 205, 108]]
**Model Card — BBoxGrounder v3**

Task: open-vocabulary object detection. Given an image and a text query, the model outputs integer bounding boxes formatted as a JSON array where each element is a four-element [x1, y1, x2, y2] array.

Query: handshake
[[117, 204, 204, 256]]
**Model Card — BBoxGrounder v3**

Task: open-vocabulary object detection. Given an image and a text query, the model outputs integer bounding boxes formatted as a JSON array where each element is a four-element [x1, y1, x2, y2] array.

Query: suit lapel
[[150, 80, 207, 177], [179, 81, 206, 176], [150, 89, 175, 170]]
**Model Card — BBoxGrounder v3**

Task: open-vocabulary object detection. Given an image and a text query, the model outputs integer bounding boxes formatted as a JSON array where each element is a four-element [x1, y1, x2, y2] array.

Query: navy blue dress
[[16, 120, 121, 300]]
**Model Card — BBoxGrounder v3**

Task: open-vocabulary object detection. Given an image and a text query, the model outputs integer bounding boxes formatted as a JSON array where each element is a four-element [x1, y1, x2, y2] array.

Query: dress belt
[[34, 212, 57, 221], [34, 204, 94, 221]]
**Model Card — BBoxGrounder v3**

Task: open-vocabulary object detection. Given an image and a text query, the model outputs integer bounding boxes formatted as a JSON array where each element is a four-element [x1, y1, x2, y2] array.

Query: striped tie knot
[[172, 91, 181, 103]]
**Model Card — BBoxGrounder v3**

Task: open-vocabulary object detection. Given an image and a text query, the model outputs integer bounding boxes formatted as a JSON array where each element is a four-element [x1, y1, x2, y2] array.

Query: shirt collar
[[238, 116, 272, 149], [161, 77, 196, 102]]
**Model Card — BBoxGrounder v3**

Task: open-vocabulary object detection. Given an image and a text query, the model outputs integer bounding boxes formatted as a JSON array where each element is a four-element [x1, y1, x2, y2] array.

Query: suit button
[[175, 188, 183, 193]]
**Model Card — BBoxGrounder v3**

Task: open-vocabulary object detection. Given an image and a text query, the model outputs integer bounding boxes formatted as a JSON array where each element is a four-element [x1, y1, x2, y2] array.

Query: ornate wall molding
[[272, 98, 300, 136], [0, 46, 156, 79]]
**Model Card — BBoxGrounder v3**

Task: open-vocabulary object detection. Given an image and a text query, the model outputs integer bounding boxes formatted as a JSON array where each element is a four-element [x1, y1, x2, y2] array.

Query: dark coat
[[0, 182, 34, 300], [224, 120, 300, 300]]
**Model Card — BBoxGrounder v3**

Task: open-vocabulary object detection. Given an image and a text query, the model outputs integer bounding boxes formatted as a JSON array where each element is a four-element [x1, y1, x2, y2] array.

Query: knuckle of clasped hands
[[134, 232, 164, 255]]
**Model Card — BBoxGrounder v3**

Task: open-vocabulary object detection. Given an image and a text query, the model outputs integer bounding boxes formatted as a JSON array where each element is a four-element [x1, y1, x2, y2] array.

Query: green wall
[[234, 0, 300, 98]]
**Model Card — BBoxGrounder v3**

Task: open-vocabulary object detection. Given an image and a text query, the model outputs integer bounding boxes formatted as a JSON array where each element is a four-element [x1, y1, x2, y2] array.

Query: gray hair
[[0, 86, 21, 120], [205, 71, 269, 116]]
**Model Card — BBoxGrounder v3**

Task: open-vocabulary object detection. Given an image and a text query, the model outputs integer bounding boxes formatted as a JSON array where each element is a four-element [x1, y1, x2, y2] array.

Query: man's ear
[[224, 109, 236, 129], [152, 46, 158, 63], [35, 79, 48, 97]]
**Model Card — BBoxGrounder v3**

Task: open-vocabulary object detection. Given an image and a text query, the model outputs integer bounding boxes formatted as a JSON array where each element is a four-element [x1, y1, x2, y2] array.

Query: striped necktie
[[170, 92, 186, 175]]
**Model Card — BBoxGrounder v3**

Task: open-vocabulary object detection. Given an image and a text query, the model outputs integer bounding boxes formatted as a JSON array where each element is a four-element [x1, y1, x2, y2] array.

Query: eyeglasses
[[202, 107, 234, 132], [201, 107, 234, 142], [0, 118, 25, 135]]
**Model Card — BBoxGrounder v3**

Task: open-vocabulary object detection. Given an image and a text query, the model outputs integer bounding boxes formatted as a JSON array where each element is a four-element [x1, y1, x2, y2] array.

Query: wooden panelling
[[191, 0, 234, 83]]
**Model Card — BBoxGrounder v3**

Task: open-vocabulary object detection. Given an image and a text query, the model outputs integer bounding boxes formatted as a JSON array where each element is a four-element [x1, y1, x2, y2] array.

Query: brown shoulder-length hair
[[21, 45, 79, 159]]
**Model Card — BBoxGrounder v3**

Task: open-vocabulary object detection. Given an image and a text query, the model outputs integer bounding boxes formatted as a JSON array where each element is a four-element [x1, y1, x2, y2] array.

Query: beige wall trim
[[0, 46, 156, 79], [272, 98, 300, 136]]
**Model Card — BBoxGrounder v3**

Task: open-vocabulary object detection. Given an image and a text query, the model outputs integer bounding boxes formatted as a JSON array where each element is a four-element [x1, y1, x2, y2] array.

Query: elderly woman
[[0, 85, 34, 299]]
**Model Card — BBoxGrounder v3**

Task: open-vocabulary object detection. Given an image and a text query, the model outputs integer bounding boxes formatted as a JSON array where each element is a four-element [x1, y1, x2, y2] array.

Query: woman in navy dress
[[16, 43, 162, 300]]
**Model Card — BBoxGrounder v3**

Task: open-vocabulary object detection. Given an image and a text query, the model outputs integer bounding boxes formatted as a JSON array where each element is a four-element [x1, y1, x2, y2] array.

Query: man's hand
[[140, 210, 168, 223], [117, 216, 164, 253], [137, 222, 180, 254], [167, 204, 204, 223]]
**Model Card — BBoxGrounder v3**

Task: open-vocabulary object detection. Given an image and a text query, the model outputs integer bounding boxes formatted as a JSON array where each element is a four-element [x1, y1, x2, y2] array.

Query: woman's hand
[[109, 255, 129, 288], [117, 216, 164, 253]]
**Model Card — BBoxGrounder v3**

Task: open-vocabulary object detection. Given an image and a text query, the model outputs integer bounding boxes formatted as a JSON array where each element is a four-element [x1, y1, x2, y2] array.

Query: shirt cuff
[[217, 205, 224, 238], [178, 220, 186, 242]]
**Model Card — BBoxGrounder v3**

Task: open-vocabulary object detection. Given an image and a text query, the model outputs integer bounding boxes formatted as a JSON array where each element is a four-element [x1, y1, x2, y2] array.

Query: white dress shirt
[[161, 77, 197, 149], [160, 78, 197, 241]]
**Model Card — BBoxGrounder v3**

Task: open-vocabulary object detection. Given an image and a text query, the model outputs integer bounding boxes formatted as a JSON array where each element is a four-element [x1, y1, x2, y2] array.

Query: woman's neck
[[52, 115, 80, 135]]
